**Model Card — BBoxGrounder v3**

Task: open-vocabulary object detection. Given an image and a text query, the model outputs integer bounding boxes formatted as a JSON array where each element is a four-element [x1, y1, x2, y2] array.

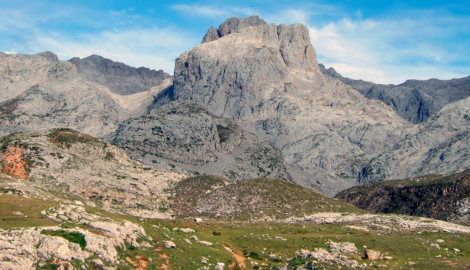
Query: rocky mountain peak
[[201, 15, 267, 43], [36, 51, 59, 62], [68, 54, 171, 95]]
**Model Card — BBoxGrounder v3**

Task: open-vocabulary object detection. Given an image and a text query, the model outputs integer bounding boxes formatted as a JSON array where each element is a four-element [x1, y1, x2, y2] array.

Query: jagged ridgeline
[[336, 169, 470, 225]]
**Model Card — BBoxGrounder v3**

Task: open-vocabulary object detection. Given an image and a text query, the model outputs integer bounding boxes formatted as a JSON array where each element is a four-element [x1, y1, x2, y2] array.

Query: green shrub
[[41, 230, 86, 250]]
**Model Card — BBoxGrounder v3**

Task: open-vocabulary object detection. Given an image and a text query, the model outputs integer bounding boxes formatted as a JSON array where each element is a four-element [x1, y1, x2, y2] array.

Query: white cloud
[[4, 51, 17, 54], [308, 17, 470, 84]]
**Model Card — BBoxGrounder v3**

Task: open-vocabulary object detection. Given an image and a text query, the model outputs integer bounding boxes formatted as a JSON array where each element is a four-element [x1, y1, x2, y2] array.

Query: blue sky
[[1, 0, 469, 84]]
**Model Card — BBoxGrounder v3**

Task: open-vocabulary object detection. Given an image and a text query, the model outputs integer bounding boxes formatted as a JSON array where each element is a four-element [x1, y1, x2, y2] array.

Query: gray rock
[[364, 249, 381, 260]]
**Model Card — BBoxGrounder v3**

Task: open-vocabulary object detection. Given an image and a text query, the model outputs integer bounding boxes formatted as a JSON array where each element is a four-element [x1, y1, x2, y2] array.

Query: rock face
[[0, 52, 172, 137], [319, 64, 470, 123], [111, 99, 292, 182], [69, 55, 171, 95], [0, 129, 185, 218], [336, 169, 470, 225]]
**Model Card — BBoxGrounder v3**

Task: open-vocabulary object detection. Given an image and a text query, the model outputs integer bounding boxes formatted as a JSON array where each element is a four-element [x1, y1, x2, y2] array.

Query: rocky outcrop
[[0, 204, 152, 269], [336, 169, 470, 224], [201, 16, 267, 43], [69, 55, 171, 95], [319, 64, 470, 123]]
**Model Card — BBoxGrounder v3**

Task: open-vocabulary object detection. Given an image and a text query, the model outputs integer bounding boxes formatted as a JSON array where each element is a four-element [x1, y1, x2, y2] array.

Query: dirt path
[[224, 245, 246, 268]]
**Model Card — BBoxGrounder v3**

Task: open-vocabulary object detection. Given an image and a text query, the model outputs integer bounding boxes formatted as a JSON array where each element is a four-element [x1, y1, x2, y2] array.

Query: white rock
[[91, 259, 104, 266], [199, 241, 213, 246], [163, 241, 176, 248], [179, 228, 195, 233]]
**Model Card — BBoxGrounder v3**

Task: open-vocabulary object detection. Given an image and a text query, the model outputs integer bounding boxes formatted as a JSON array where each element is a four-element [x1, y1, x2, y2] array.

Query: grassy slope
[[169, 176, 366, 221], [2, 193, 470, 269]]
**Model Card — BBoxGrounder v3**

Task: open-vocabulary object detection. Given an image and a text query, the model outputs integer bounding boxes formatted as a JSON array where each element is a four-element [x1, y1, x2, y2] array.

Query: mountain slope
[[0, 52, 172, 137], [69, 54, 171, 95], [319, 64, 470, 123]]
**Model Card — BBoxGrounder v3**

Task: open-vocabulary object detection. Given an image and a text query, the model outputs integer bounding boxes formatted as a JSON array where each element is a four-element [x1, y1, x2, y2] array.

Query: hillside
[[336, 169, 470, 225], [168, 176, 366, 221], [0, 129, 185, 218]]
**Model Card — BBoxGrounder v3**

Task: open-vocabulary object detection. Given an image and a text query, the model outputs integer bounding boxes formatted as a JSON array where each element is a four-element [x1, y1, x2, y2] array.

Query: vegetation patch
[[41, 230, 87, 250], [48, 129, 98, 148]]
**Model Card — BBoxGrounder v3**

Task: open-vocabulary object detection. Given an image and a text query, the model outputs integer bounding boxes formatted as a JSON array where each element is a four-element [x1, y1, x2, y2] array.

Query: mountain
[[112, 16, 413, 196], [2, 16, 470, 197], [336, 169, 470, 225], [319, 64, 470, 123], [69, 54, 171, 95], [0, 51, 172, 137]]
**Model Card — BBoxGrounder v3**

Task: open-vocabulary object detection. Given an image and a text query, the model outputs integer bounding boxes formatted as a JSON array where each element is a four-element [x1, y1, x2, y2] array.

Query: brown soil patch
[[444, 260, 458, 268], [52, 258, 70, 266], [2, 146, 29, 179], [155, 246, 171, 269], [224, 245, 246, 269], [126, 255, 148, 270]]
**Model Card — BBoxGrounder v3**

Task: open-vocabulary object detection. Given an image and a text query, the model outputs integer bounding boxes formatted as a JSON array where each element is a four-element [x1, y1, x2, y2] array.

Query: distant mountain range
[[1, 16, 470, 196]]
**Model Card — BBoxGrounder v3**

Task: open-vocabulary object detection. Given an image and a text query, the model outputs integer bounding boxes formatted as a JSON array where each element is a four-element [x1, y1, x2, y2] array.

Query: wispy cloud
[[110, 9, 126, 16], [172, 4, 257, 20]]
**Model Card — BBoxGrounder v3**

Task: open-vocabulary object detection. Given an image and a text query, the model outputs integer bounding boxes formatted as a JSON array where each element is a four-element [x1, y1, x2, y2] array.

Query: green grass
[[0, 186, 59, 229], [41, 230, 87, 250], [2, 192, 470, 269]]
